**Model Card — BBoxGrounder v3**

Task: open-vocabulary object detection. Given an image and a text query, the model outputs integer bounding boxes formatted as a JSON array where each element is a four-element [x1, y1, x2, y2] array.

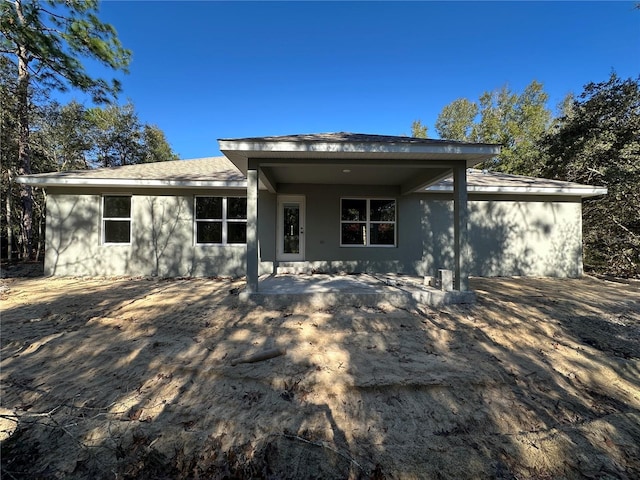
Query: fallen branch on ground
[[230, 347, 286, 366], [282, 433, 365, 473]]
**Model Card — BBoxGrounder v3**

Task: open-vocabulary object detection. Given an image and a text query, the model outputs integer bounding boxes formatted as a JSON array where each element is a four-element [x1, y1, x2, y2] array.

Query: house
[[16, 133, 607, 292]]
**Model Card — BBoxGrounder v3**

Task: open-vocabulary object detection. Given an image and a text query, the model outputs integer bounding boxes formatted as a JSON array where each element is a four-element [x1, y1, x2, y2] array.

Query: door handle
[[300, 227, 304, 234]]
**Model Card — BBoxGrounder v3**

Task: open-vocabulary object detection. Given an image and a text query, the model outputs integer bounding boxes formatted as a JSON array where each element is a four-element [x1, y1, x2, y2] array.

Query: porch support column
[[246, 159, 259, 293], [453, 163, 469, 291]]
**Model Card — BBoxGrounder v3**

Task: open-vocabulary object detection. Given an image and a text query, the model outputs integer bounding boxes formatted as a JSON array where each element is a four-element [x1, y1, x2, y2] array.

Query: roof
[[220, 132, 498, 148], [219, 132, 502, 176], [427, 169, 608, 197], [14, 157, 247, 189], [16, 158, 607, 198]]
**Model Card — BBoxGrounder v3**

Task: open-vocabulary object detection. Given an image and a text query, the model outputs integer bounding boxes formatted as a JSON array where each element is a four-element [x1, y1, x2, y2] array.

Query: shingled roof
[[15, 153, 606, 197], [15, 157, 246, 188], [219, 132, 498, 148], [427, 169, 607, 197]]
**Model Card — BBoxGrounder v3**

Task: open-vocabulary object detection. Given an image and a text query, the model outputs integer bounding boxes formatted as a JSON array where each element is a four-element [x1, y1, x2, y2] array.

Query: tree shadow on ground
[[0, 260, 44, 278], [1, 275, 639, 479]]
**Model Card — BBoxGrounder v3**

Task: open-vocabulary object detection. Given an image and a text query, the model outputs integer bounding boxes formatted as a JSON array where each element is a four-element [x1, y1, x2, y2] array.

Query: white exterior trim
[[16, 175, 607, 198], [425, 185, 608, 197], [193, 195, 248, 246], [277, 195, 306, 262], [14, 177, 247, 189], [339, 197, 397, 248], [219, 139, 501, 156], [15, 174, 607, 198], [101, 194, 132, 245]]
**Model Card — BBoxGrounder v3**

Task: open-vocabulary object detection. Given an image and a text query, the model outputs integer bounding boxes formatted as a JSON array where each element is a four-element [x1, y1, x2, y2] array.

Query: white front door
[[277, 195, 305, 261]]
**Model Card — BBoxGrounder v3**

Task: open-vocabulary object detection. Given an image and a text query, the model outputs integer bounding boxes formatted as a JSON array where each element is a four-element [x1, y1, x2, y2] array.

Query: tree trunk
[[16, 1, 33, 260], [6, 174, 13, 261]]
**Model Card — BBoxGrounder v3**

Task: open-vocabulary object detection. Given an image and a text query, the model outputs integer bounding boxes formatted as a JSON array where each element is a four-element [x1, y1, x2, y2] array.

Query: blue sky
[[72, 1, 639, 159]]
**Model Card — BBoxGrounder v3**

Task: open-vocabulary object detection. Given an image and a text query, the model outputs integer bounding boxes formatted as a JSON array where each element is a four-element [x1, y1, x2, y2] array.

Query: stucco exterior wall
[[43, 187, 584, 278], [273, 183, 422, 274], [418, 194, 584, 278], [44, 189, 262, 277], [268, 186, 583, 278]]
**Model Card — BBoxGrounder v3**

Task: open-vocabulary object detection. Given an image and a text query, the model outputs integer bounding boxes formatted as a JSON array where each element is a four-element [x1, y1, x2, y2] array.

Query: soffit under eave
[[220, 149, 499, 176]]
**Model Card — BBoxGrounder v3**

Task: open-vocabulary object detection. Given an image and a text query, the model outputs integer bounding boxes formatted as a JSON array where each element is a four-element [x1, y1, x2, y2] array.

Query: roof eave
[[14, 176, 247, 189], [425, 185, 608, 198], [219, 138, 500, 154], [219, 139, 501, 173]]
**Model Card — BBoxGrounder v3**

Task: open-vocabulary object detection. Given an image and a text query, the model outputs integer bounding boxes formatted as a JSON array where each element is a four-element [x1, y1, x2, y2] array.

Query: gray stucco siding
[[271, 184, 421, 274], [419, 194, 584, 278], [43, 186, 585, 278], [44, 189, 250, 277], [264, 186, 584, 278]]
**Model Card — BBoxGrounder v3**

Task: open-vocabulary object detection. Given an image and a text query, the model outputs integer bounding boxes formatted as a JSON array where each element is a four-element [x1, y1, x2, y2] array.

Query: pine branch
[[611, 216, 639, 238], [38, 6, 72, 23], [282, 433, 366, 473]]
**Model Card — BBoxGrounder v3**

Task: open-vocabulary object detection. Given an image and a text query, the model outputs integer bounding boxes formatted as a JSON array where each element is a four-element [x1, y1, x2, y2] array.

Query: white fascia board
[[14, 176, 247, 189], [220, 139, 501, 157], [425, 185, 608, 197]]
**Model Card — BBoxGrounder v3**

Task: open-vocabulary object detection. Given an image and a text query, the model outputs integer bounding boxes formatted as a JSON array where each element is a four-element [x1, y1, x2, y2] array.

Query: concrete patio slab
[[238, 273, 476, 308]]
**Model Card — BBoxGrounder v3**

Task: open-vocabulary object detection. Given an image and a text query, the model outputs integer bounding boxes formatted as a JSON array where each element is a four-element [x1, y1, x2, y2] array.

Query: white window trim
[[101, 194, 132, 245], [340, 197, 396, 247], [194, 196, 247, 245]]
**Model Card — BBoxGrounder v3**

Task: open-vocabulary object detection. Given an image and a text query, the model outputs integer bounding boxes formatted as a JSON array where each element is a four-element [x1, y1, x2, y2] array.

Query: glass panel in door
[[283, 203, 300, 254]]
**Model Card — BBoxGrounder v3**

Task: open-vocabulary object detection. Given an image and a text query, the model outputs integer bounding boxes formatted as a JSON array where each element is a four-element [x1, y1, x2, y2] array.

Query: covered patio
[[219, 133, 501, 303], [238, 272, 476, 308]]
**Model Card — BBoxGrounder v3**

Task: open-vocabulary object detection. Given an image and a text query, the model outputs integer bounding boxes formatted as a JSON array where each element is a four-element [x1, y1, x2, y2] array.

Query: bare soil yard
[[1, 272, 639, 479]]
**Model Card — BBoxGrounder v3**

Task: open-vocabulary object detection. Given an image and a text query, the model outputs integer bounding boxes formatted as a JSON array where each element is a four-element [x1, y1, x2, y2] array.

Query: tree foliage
[[142, 124, 180, 164], [32, 100, 92, 171], [434, 98, 477, 142], [411, 119, 428, 138], [416, 74, 638, 277], [540, 73, 640, 277], [1, 1, 179, 260], [0, 0, 131, 258], [0, 0, 131, 102], [87, 102, 143, 167], [428, 81, 551, 174], [474, 81, 551, 174], [86, 102, 179, 167], [0, 62, 178, 260], [0, 57, 21, 259]]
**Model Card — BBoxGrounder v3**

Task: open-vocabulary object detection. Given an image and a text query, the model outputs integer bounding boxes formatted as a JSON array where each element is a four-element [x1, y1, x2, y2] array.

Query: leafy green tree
[[32, 100, 92, 171], [473, 81, 551, 174], [1, 95, 178, 258], [85, 102, 178, 167], [0, 0, 131, 258], [0, 56, 51, 259], [87, 102, 142, 167], [428, 81, 551, 174], [434, 98, 478, 141], [411, 119, 428, 138], [540, 73, 640, 277], [0, 56, 20, 259], [141, 124, 180, 163]]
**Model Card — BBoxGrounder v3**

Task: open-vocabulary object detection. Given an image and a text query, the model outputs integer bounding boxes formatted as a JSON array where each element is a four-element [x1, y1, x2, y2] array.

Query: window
[[340, 198, 396, 246], [195, 196, 247, 244], [103, 196, 131, 244]]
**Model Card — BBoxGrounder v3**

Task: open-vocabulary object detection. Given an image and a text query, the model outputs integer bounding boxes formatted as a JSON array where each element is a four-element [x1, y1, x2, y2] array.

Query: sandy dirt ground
[[1, 271, 639, 479]]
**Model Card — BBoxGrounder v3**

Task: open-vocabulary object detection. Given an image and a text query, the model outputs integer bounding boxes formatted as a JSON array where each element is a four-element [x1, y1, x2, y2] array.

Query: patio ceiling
[[218, 133, 501, 194]]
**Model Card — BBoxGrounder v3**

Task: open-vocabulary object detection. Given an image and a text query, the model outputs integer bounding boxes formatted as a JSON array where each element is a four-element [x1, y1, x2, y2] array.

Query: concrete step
[[276, 262, 313, 275]]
